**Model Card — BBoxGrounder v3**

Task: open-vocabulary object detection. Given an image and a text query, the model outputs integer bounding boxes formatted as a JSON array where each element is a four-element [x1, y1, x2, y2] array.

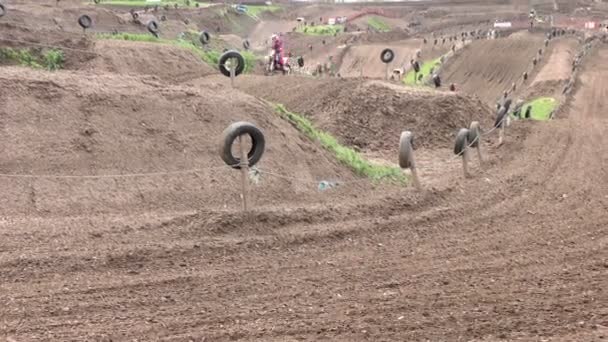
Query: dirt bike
[[265, 50, 291, 75]]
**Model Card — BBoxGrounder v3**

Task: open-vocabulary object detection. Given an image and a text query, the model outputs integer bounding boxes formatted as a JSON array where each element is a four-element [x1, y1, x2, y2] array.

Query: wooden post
[[498, 124, 505, 146], [410, 160, 422, 191], [385, 63, 389, 80], [238, 135, 249, 211], [462, 143, 470, 178], [230, 60, 236, 88], [476, 142, 484, 169]]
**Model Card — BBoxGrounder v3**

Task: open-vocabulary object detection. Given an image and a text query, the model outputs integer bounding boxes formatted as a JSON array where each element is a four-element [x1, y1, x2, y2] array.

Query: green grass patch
[[96, 32, 257, 72], [245, 5, 281, 19], [275, 104, 406, 183], [0, 47, 64, 71], [367, 17, 391, 32], [91, 0, 210, 8], [297, 24, 343, 36], [403, 57, 442, 86], [514, 97, 557, 121]]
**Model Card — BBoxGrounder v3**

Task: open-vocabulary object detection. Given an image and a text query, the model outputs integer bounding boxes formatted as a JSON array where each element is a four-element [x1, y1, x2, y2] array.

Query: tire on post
[[467, 121, 480, 148], [147, 20, 160, 37], [398, 131, 415, 169], [78, 14, 92, 29], [380, 48, 394, 63], [494, 106, 508, 128], [200, 31, 210, 45], [219, 50, 245, 77], [454, 128, 469, 156], [220, 122, 265, 169]]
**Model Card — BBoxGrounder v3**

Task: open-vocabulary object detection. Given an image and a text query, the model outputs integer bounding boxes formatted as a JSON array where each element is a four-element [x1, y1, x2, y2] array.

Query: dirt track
[[1, 0, 608, 341]]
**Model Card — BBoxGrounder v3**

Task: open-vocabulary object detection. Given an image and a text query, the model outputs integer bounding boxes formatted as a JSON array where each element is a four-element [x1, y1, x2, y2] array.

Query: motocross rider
[[271, 34, 284, 70]]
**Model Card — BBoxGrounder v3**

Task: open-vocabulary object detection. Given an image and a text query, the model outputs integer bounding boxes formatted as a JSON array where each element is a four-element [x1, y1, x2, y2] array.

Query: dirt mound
[[237, 76, 492, 151], [439, 32, 544, 105], [0, 67, 361, 215], [83, 40, 216, 82], [338, 39, 448, 78]]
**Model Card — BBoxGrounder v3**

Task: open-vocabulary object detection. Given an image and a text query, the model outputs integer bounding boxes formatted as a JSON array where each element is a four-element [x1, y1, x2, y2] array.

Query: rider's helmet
[[271, 34, 278, 41]]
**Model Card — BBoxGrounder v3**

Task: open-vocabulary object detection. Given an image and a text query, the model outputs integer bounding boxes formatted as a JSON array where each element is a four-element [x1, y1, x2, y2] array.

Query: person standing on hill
[[271, 34, 284, 71]]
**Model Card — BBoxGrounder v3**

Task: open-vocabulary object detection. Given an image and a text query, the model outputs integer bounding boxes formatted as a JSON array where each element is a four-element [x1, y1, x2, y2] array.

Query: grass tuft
[[367, 17, 391, 32], [0, 47, 64, 70], [275, 104, 406, 183], [403, 57, 442, 86], [297, 24, 343, 36], [514, 97, 557, 121]]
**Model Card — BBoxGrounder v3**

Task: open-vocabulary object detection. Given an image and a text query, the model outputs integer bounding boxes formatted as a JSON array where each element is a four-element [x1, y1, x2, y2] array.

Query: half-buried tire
[[78, 14, 92, 29], [242, 39, 250, 50], [454, 128, 469, 156], [147, 20, 159, 37], [380, 48, 394, 63], [200, 31, 210, 45], [220, 122, 265, 169], [468, 121, 480, 148], [0, 3, 7, 18], [398, 131, 415, 169], [219, 50, 245, 77]]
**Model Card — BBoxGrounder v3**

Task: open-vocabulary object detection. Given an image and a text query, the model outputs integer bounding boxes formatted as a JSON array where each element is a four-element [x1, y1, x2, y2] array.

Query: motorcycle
[[265, 50, 291, 75]]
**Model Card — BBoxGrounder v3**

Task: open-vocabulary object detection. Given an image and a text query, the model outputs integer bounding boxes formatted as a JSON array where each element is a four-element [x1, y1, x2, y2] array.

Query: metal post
[[238, 135, 249, 211], [385, 63, 389, 80]]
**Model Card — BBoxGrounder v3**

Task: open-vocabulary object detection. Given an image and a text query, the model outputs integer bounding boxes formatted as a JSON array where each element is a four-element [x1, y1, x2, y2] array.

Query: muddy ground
[[0, 0, 607, 341]]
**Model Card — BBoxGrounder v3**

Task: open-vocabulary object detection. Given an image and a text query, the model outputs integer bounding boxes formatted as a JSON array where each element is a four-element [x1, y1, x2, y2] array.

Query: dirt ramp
[[84, 40, 215, 82], [0, 68, 359, 215], [338, 40, 448, 78], [439, 33, 543, 105], [238, 76, 491, 151]]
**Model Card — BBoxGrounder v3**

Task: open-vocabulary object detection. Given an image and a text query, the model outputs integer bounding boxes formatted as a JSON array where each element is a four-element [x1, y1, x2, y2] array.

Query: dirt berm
[[439, 32, 544, 105], [0, 67, 363, 216], [83, 40, 216, 82], [237, 76, 492, 151]]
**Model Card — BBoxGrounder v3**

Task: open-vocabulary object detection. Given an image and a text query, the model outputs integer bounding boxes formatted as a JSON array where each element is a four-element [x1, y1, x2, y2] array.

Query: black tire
[[524, 105, 532, 119], [160, 15, 167, 21], [242, 39, 250, 50], [494, 106, 508, 128], [502, 98, 512, 112], [432, 74, 441, 88], [132, 11, 139, 20], [220, 122, 265, 169], [412, 61, 420, 73], [78, 14, 92, 29], [468, 121, 480, 148], [147, 20, 159, 37], [398, 131, 415, 169], [94, 0, 100, 4], [0, 4, 6, 18], [380, 48, 394, 63], [219, 50, 245, 77], [454, 128, 469, 156], [297, 56, 304, 68], [199, 31, 210, 45]]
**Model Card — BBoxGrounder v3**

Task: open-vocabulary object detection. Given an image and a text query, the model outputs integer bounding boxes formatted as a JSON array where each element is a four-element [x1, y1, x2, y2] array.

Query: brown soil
[[83, 40, 216, 82], [235, 75, 492, 151], [1, 1, 608, 341], [439, 32, 545, 105], [0, 67, 364, 216]]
